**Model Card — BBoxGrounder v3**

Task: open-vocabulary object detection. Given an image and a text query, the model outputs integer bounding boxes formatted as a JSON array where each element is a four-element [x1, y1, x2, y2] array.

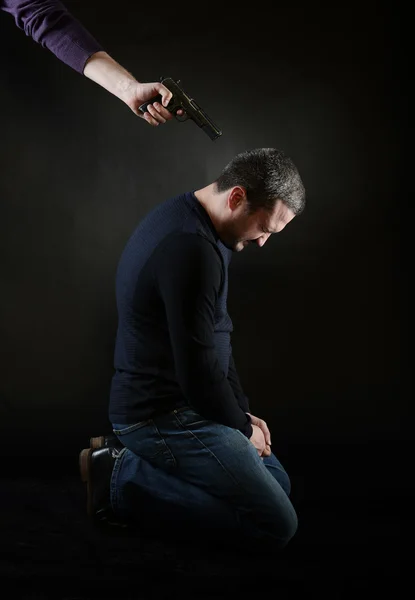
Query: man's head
[[196, 148, 306, 252]]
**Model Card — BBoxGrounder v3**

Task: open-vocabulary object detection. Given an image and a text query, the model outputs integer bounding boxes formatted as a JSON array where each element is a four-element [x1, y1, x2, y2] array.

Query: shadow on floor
[[0, 440, 409, 598]]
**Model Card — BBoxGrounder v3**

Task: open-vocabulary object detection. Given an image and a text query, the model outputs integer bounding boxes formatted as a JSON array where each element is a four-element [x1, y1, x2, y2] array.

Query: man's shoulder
[[126, 191, 223, 265], [135, 191, 198, 232], [158, 230, 220, 259]]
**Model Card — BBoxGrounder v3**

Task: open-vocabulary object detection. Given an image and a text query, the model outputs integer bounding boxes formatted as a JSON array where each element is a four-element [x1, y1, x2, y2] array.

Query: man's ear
[[228, 186, 246, 211]]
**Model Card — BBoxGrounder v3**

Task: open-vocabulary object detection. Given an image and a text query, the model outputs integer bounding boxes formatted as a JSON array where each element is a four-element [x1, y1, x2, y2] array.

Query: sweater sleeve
[[1, 0, 103, 74], [227, 346, 251, 414], [155, 233, 253, 437]]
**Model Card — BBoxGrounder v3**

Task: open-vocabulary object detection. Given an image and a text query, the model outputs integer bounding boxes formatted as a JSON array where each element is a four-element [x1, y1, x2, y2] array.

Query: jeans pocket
[[113, 420, 177, 469], [174, 408, 211, 429], [112, 421, 151, 436]]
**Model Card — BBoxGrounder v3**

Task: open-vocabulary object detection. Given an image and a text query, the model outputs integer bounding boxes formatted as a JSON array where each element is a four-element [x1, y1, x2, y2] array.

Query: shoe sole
[[79, 447, 94, 517]]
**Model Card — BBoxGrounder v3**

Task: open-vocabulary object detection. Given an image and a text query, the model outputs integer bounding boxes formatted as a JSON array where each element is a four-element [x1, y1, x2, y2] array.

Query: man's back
[[108, 191, 236, 427]]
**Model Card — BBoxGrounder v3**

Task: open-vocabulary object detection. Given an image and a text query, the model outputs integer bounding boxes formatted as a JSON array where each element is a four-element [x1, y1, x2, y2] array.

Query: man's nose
[[256, 233, 271, 247]]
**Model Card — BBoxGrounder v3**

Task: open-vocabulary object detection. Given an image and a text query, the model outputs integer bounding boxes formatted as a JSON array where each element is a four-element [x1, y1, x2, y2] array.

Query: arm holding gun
[[0, 0, 182, 126], [139, 77, 222, 140]]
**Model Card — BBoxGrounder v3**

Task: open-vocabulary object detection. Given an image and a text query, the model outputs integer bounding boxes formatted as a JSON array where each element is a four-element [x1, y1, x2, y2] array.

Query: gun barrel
[[155, 77, 222, 140], [186, 99, 222, 140], [199, 118, 222, 140]]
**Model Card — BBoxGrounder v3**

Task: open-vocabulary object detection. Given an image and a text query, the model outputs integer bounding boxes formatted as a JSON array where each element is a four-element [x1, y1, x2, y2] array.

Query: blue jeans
[[111, 407, 298, 549]]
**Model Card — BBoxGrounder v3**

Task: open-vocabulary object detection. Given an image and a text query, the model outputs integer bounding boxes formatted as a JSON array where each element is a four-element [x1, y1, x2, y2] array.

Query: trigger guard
[[174, 111, 188, 122]]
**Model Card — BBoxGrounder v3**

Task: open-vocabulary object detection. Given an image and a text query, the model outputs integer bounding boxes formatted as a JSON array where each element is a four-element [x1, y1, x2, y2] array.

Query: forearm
[[157, 234, 253, 437], [227, 349, 250, 413], [177, 350, 253, 437], [1, 0, 103, 73], [83, 51, 138, 105]]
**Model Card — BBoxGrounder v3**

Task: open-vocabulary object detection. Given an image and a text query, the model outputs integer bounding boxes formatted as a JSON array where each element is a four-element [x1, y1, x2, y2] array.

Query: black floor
[[0, 440, 410, 599]]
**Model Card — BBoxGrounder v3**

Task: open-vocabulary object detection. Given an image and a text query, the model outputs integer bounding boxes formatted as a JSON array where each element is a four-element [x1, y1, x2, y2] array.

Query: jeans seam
[[110, 447, 127, 512], [152, 421, 177, 466], [172, 412, 244, 489], [113, 420, 150, 436]]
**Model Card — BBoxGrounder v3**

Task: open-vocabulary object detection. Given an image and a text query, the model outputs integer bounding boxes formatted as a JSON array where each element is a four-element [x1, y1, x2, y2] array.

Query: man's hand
[[83, 51, 184, 126], [123, 81, 184, 125], [249, 424, 268, 457], [248, 413, 271, 457]]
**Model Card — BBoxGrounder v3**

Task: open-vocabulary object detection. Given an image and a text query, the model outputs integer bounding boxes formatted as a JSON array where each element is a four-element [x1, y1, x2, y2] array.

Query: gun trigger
[[175, 111, 189, 122]]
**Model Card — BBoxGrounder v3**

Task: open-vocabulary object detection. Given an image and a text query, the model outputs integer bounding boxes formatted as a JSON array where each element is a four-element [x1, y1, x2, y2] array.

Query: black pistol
[[139, 77, 222, 141]]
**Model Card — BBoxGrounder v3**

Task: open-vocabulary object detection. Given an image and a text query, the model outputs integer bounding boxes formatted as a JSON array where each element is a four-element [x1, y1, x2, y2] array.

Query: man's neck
[[193, 184, 220, 229]]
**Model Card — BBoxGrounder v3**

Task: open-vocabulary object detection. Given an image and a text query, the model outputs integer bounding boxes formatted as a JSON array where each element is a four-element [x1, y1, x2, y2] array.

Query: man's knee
[[265, 500, 298, 549], [278, 505, 298, 546], [244, 503, 298, 552]]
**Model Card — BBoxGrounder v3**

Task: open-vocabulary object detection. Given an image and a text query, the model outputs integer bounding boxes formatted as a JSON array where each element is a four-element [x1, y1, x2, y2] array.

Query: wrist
[[114, 72, 140, 108], [83, 51, 138, 105]]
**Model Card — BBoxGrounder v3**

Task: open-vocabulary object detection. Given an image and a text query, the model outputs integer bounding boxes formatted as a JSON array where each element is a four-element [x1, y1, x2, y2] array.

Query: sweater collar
[[186, 191, 219, 243]]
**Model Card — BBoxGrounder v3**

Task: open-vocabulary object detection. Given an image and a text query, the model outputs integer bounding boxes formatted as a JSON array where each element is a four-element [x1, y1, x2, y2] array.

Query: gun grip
[[138, 94, 164, 113], [139, 95, 188, 121]]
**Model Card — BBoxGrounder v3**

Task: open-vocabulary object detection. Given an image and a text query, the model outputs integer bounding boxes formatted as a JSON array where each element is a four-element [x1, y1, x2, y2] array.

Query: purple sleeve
[[1, 0, 103, 74]]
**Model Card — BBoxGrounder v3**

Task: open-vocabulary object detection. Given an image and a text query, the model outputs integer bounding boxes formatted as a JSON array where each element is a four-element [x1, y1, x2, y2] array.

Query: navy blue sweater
[[108, 191, 252, 437]]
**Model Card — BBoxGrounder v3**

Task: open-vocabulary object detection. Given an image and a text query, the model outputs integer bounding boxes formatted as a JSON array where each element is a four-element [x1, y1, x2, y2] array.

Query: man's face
[[221, 192, 296, 252]]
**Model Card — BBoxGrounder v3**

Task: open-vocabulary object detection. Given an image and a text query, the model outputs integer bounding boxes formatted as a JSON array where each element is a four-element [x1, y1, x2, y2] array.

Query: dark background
[[0, 0, 408, 595]]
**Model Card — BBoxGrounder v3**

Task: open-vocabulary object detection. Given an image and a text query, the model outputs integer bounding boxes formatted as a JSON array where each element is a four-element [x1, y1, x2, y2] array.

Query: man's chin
[[235, 241, 249, 252], [221, 238, 246, 252]]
